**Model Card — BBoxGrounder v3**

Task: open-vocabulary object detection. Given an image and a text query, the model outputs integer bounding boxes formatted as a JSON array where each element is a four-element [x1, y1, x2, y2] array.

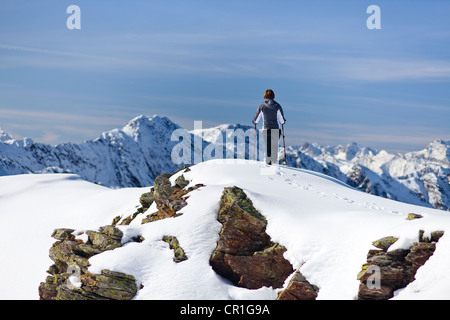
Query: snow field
[[1, 159, 449, 299]]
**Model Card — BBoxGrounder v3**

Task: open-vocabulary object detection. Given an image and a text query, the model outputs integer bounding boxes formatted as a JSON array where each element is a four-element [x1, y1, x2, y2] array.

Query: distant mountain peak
[[0, 128, 13, 142], [410, 139, 450, 164]]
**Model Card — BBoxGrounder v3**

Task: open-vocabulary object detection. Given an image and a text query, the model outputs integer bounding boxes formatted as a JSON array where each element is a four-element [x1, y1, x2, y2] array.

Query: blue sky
[[0, 0, 449, 152]]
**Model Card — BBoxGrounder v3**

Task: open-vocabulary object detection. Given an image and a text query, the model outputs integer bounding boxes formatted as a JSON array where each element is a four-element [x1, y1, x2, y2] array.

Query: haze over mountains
[[0, 115, 449, 211]]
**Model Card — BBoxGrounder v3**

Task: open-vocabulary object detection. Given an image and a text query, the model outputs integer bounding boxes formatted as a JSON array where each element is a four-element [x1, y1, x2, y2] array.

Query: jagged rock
[[277, 270, 319, 300], [39, 226, 138, 300], [213, 186, 271, 255], [431, 231, 445, 242], [210, 186, 293, 289], [162, 236, 188, 262], [406, 242, 436, 269], [175, 174, 190, 189], [49, 240, 92, 274], [115, 187, 155, 226], [153, 173, 174, 207], [372, 236, 399, 251], [142, 173, 203, 224], [86, 226, 123, 251], [139, 189, 154, 210], [406, 213, 423, 220], [357, 230, 444, 300], [51, 228, 76, 241], [217, 243, 293, 289], [54, 270, 137, 300], [111, 216, 121, 226]]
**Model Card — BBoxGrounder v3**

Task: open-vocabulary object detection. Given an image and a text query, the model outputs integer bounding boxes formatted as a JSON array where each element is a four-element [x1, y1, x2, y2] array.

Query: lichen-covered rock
[[115, 170, 203, 226], [213, 186, 271, 255], [162, 235, 188, 262], [141, 173, 182, 223], [115, 187, 155, 225], [153, 173, 174, 207], [431, 231, 444, 242], [86, 225, 123, 251], [277, 270, 319, 300], [142, 173, 203, 224], [81, 270, 137, 300], [139, 189, 154, 210], [39, 226, 138, 300], [53, 270, 137, 300], [210, 186, 293, 289], [49, 240, 92, 273], [357, 230, 444, 300], [406, 213, 423, 220], [51, 228, 75, 241], [406, 242, 436, 269], [372, 236, 399, 251], [175, 174, 190, 189]]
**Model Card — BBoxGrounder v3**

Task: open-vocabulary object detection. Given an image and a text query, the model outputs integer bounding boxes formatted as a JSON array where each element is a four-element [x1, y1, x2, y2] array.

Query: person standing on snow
[[252, 89, 286, 165]]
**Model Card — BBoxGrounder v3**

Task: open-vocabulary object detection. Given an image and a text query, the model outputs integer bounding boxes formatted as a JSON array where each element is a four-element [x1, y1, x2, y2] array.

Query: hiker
[[252, 89, 286, 165]]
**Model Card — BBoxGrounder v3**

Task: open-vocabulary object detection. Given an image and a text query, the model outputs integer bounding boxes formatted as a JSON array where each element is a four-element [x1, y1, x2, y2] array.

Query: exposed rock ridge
[[38, 226, 138, 300], [210, 186, 295, 289], [357, 229, 445, 300]]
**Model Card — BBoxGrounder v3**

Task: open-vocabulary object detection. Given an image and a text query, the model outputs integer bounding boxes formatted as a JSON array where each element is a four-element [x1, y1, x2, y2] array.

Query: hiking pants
[[262, 129, 280, 165]]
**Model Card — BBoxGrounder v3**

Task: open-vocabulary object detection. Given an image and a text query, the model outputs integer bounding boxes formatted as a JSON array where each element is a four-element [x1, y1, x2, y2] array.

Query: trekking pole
[[281, 124, 287, 165], [253, 123, 257, 161]]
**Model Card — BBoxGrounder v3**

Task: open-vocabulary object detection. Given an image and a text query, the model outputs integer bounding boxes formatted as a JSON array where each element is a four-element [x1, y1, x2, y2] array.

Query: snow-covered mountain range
[[0, 115, 449, 210], [0, 115, 190, 187], [285, 140, 450, 211]]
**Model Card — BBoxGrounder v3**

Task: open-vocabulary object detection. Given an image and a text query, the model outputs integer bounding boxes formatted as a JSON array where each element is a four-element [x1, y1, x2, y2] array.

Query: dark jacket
[[253, 99, 286, 130]]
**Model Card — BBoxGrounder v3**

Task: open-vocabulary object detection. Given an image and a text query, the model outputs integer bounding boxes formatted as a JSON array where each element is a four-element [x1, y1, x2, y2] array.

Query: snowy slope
[[1, 160, 449, 300], [0, 173, 146, 299], [190, 124, 450, 211], [285, 141, 450, 211]]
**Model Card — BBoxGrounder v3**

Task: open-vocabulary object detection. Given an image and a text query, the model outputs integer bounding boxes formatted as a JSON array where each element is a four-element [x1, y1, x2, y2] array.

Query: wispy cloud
[[3, 29, 450, 82], [0, 108, 129, 144], [277, 54, 450, 82], [340, 57, 450, 82], [0, 108, 124, 126], [0, 44, 95, 58]]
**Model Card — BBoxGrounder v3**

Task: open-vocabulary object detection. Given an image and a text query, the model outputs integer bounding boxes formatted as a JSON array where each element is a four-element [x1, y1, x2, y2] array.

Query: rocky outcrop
[[39, 226, 138, 300], [141, 171, 204, 224], [38, 165, 447, 300], [112, 169, 203, 226], [357, 230, 444, 300], [39, 169, 200, 300], [277, 270, 319, 300], [210, 186, 294, 289], [162, 235, 188, 263]]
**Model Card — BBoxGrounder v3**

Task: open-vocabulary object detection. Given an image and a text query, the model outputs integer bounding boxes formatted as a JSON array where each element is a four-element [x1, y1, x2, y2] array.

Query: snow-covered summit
[[1, 160, 450, 300], [120, 115, 181, 142], [413, 139, 450, 163], [0, 128, 13, 143]]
